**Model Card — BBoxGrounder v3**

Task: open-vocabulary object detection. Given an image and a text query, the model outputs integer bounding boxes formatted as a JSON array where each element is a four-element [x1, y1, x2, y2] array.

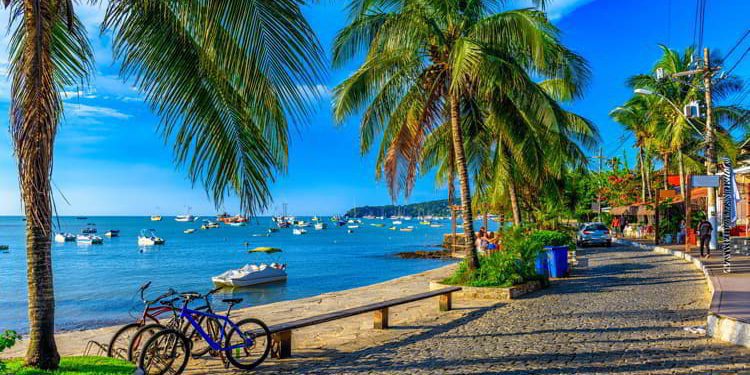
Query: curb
[[614, 238, 750, 348]]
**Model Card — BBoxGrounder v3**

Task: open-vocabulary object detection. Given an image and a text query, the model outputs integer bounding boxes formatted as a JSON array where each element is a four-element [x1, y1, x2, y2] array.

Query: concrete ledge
[[615, 238, 750, 348], [429, 280, 543, 300]]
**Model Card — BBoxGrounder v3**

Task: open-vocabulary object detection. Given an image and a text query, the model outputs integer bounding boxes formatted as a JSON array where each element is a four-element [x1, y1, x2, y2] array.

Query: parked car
[[576, 222, 612, 247]]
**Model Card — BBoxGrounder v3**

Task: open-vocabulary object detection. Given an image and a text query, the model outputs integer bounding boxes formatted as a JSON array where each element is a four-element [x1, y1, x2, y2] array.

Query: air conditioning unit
[[655, 67, 666, 80], [684, 100, 701, 118]]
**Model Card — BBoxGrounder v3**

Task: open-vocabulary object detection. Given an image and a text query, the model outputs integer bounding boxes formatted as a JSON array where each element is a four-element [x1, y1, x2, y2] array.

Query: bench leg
[[271, 330, 292, 359], [373, 307, 389, 329], [439, 293, 452, 311]]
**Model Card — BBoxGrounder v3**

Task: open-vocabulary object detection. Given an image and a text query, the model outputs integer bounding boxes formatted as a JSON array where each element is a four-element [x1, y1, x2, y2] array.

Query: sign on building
[[690, 175, 720, 187]]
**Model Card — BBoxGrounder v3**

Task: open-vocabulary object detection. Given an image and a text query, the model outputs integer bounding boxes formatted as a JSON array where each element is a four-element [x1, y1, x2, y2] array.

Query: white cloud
[[65, 103, 131, 119]]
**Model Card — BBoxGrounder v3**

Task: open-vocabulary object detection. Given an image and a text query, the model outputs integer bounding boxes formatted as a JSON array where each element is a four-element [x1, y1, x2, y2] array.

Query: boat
[[370, 223, 385, 227], [292, 228, 307, 235], [347, 225, 359, 229], [104, 230, 120, 238], [184, 229, 196, 234], [295, 221, 311, 227], [81, 225, 97, 234], [228, 222, 247, 227], [175, 214, 197, 222], [392, 220, 402, 225], [77, 234, 103, 245], [76, 217, 88, 220], [54, 233, 76, 243], [268, 227, 279, 233], [312, 216, 320, 222], [347, 229, 354, 233], [399, 228, 414, 232], [314, 222, 327, 230], [336, 220, 347, 227], [430, 224, 443, 228], [212, 258, 287, 288], [252, 233, 270, 237], [205, 221, 220, 228], [150, 216, 162, 221], [0, 245, 9, 251], [138, 229, 165, 246], [388, 226, 397, 230], [420, 221, 431, 225], [218, 213, 249, 224], [200, 225, 209, 230]]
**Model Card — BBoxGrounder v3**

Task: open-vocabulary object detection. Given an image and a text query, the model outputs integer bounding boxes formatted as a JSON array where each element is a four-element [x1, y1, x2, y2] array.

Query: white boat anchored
[[314, 222, 327, 230], [292, 228, 307, 235], [211, 247, 287, 287], [138, 229, 165, 246], [175, 214, 197, 222], [104, 230, 120, 238], [54, 233, 76, 243], [184, 229, 196, 234], [77, 234, 103, 245]]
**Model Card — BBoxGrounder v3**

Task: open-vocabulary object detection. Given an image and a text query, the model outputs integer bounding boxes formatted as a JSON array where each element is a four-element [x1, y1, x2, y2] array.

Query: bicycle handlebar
[[139, 281, 152, 301]]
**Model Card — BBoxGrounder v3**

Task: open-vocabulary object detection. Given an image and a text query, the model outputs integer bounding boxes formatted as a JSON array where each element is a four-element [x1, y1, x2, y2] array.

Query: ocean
[[0, 216, 468, 334]]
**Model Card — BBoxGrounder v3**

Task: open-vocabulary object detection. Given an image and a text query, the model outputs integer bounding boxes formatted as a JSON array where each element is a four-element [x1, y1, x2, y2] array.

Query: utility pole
[[671, 47, 720, 250], [593, 148, 604, 221]]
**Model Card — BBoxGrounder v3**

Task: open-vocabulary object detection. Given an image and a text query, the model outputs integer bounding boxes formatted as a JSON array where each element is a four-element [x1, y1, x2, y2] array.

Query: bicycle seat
[[222, 298, 243, 304], [181, 292, 201, 301]]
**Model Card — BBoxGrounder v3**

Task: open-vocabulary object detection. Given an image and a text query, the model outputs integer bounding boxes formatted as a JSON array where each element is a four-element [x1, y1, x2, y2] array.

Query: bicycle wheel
[[128, 323, 165, 362], [225, 318, 271, 370], [183, 315, 222, 357], [107, 322, 141, 359], [138, 328, 190, 375]]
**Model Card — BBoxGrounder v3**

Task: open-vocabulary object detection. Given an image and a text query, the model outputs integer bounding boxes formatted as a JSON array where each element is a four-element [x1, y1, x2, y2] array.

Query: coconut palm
[[610, 95, 658, 202], [332, 0, 584, 269], [6, 0, 323, 369]]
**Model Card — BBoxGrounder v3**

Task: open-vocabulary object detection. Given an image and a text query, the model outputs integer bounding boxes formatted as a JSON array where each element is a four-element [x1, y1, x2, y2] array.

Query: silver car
[[576, 222, 612, 247]]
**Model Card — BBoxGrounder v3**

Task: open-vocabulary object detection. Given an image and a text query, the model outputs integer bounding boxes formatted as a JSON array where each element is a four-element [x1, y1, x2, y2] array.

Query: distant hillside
[[345, 199, 455, 217]]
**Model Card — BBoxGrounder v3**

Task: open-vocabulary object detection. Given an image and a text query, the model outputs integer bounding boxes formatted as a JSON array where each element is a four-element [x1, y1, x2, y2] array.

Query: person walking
[[698, 219, 713, 258]]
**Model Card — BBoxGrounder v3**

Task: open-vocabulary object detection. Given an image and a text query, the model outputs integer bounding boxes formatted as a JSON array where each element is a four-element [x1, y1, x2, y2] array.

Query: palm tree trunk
[[638, 146, 646, 202], [448, 174, 457, 252], [14, 0, 61, 369], [662, 153, 669, 190], [678, 151, 686, 199], [508, 174, 522, 226], [449, 93, 479, 270]]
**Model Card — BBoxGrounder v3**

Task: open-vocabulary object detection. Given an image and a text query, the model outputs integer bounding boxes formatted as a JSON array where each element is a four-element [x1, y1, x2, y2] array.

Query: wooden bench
[[265, 286, 461, 359]]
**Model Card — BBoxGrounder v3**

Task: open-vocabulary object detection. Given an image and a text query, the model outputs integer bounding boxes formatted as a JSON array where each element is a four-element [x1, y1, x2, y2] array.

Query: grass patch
[[2, 356, 135, 375]]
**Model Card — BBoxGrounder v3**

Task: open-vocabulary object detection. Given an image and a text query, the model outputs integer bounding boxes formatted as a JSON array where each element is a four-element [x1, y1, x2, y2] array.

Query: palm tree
[[7, 0, 323, 369], [610, 95, 657, 202], [332, 0, 581, 269]]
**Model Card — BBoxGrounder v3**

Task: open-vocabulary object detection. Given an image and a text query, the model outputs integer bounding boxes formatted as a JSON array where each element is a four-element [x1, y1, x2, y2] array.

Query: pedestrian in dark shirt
[[698, 219, 713, 258]]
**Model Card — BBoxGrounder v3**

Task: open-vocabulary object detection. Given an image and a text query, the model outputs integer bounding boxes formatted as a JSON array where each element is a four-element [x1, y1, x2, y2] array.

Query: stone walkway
[[255, 244, 750, 374]]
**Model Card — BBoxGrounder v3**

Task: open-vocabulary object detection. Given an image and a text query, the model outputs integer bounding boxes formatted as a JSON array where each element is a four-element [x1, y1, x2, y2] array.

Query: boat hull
[[211, 274, 287, 287]]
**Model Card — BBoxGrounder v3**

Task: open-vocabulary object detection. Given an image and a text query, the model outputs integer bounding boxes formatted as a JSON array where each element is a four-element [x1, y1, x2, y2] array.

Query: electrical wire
[[725, 45, 750, 77], [725, 29, 750, 62]]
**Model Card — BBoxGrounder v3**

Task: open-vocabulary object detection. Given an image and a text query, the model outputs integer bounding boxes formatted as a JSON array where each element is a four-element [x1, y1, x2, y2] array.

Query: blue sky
[[0, 0, 748, 216]]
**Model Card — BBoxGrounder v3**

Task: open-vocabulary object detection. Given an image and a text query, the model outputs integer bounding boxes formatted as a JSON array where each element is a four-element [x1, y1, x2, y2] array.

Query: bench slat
[[266, 286, 461, 333]]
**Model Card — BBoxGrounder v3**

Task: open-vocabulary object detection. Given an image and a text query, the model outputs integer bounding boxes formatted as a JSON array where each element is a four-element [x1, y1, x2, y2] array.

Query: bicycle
[[106, 282, 176, 359], [126, 287, 222, 362], [138, 292, 270, 375]]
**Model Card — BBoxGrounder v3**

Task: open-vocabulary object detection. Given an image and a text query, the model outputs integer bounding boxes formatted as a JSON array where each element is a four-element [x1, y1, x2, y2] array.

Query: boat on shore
[[77, 234, 103, 245], [54, 233, 76, 243], [138, 229, 165, 246], [212, 247, 287, 287]]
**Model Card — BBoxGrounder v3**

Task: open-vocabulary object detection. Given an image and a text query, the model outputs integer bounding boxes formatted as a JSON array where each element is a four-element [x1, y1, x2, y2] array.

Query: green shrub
[[529, 230, 575, 250], [0, 330, 20, 373], [443, 227, 545, 287]]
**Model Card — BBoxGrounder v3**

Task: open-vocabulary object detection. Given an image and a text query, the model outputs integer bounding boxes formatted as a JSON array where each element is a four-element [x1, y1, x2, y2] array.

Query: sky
[[0, 0, 748, 216]]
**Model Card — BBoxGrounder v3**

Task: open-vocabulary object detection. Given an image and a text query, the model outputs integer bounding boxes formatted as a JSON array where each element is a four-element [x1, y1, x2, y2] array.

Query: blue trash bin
[[534, 250, 549, 277], [545, 245, 569, 278]]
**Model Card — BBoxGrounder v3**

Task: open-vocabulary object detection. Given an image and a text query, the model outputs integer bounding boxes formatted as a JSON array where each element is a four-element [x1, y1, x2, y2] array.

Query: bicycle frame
[[139, 305, 173, 324], [179, 307, 253, 352]]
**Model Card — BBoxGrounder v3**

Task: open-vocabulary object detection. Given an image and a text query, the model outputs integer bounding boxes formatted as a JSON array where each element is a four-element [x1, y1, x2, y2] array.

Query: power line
[[725, 45, 750, 77], [725, 29, 750, 61]]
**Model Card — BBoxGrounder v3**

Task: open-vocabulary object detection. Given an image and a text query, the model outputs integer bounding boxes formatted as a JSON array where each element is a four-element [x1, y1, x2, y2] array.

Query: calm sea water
[[0, 216, 467, 334]]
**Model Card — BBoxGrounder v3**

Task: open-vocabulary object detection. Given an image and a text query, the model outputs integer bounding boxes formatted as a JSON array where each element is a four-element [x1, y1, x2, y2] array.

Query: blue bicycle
[[138, 292, 271, 375]]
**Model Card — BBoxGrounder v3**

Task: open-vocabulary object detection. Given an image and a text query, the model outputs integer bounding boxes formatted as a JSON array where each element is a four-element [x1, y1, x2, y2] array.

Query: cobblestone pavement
[[262, 244, 750, 374]]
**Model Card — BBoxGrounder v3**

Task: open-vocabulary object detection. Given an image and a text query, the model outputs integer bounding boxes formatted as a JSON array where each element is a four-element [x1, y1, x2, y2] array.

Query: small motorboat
[[430, 224, 443, 228], [81, 225, 97, 234], [228, 222, 247, 227], [314, 222, 327, 230], [184, 229, 196, 234], [204, 221, 220, 228], [347, 225, 359, 229], [292, 228, 307, 235], [54, 233, 76, 243], [295, 221, 311, 227], [392, 220, 402, 225], [420, 221, 431, 225], [388, 226, 397, 230], [175, 214, 197, 222], [104, 230, 120, 238], [0, 245, 9, 251], [399, 227, 414, 232], [252, 233, 270, 237], [371, 223, 385, 227], [77, 234, 103, 245], [150, 216, 162, 221], [347, 229, 354, 233], [268, 228, 279, 233], [138, 229, 165, 246], [212, 247, 287, 287]]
